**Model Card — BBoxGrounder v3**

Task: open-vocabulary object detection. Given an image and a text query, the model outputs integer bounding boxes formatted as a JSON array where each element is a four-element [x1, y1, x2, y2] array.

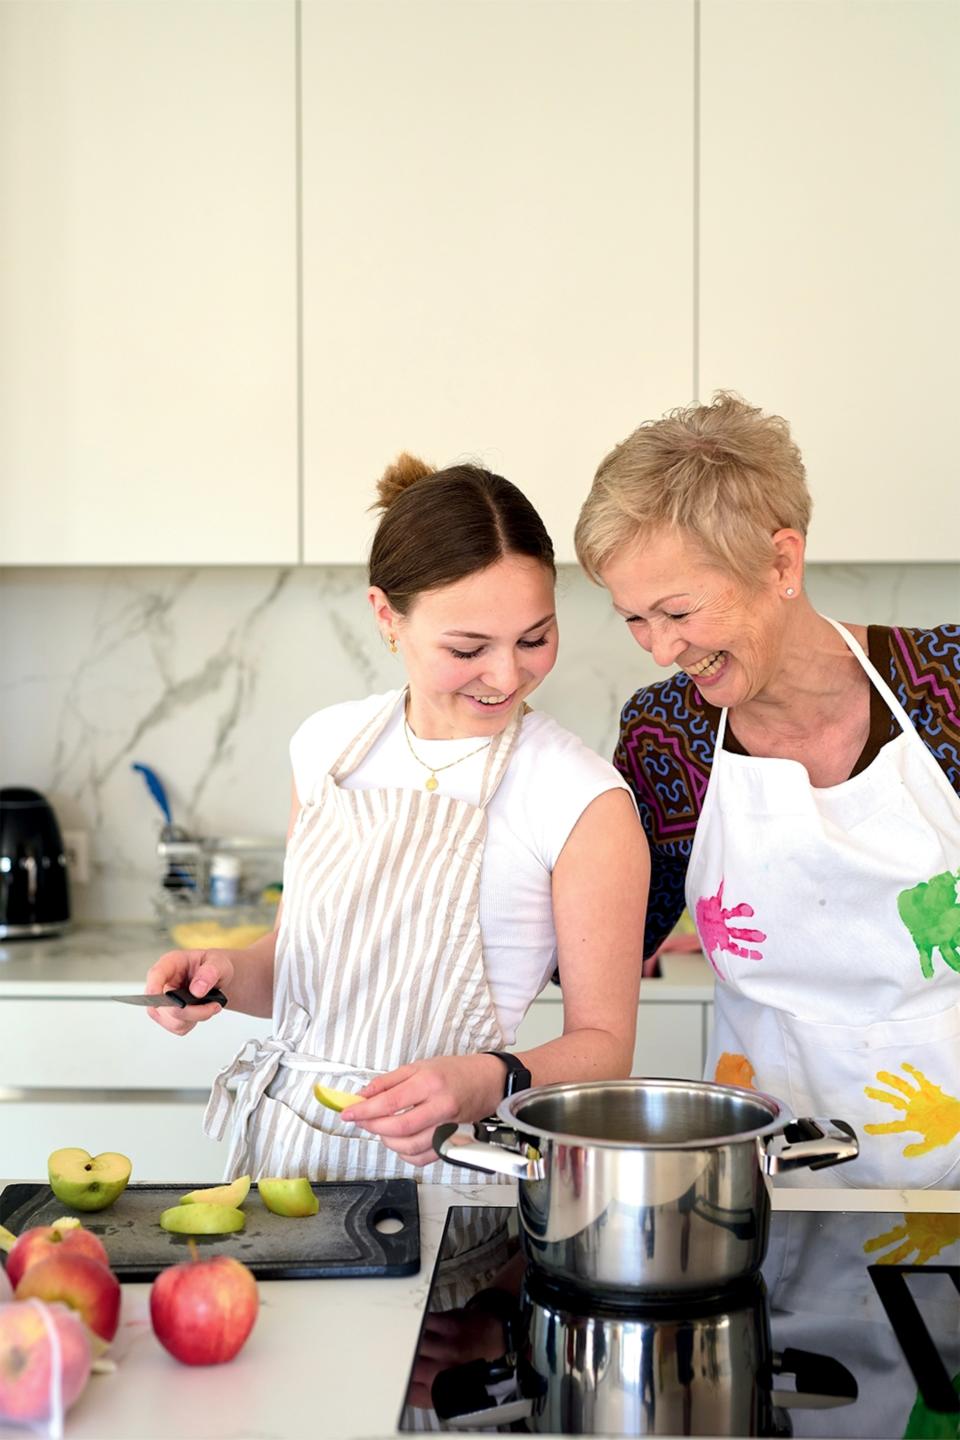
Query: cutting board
[[0, 1179, 420, 1281]]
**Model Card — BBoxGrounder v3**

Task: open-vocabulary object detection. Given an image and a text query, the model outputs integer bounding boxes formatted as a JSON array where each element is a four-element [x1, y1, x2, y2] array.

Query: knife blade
[[110, 986, 228, 1009]]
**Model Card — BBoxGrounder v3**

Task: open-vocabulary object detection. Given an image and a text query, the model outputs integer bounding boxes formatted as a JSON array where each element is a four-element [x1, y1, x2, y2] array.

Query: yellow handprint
[[864, 1062, 960, 1157], [863, 1213, 960, 1266]]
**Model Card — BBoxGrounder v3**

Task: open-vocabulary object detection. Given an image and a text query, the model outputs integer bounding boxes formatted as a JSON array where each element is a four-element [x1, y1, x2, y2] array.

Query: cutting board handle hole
[[372, 1208, 405, 1235]]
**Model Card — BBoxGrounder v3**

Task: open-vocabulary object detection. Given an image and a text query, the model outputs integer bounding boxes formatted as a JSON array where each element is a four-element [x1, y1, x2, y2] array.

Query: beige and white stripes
[[205, 690, 524, 1183]]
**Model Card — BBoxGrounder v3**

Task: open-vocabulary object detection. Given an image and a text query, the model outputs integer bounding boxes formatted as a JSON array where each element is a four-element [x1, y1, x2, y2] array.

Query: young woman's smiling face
[[600, 528, 788, 706], [370, 553, 558, 738]]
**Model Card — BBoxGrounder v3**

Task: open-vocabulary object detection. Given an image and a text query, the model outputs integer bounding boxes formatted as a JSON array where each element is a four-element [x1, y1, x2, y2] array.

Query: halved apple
[[257, 1178, 319, 1218], [159, 1204, 245, 1236], [179, 1176, 251, 1208], [312, 1084, 360, 1113], [48, 1149, 132, 1212]]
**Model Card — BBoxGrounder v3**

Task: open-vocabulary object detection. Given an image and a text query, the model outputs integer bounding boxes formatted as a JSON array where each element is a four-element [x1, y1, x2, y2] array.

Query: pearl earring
[[785, 587, 796, 598], [388, 634, 398, 654]]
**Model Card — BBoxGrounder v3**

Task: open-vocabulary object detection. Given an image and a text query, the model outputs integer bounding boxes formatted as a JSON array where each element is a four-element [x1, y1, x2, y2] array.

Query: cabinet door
[[0, 1, 298, 564], [2, 1100, 231, 1184], [301, 0, 694, 563], [700, 0, 960, 561], [513, 997, 704, 1080]]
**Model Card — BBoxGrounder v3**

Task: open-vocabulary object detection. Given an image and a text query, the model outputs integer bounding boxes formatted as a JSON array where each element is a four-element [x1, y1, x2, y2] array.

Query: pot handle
[[762, 1117, 859, 1175], [770, 1346, 859, 1409], [433, 1123, 545, 1181]]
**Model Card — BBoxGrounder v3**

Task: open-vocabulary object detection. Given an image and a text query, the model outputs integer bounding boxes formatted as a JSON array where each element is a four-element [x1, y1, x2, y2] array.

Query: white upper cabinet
[[699, 0, 960, 562], [0, 1, 298, 564], [300, 0, 695, 564]]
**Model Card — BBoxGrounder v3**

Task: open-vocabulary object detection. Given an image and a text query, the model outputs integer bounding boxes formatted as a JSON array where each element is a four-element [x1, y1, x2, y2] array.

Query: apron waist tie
[[203, 1019, 384, 1141]]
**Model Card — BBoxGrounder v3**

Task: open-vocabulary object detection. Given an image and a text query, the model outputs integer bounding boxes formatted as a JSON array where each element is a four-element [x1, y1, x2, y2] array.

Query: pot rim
[[496, 1076, 794, 1151]]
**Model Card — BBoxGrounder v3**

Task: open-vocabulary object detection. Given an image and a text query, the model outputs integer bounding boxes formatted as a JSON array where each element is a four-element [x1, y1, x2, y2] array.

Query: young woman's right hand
[[143, 949, 234, 1036]]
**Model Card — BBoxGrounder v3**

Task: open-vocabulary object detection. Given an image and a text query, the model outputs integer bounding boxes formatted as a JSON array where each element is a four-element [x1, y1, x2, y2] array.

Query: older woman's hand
[[342, 1054, 506, 1167]]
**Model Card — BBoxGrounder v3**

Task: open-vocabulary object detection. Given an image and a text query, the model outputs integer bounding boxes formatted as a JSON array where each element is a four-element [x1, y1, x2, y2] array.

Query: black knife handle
[[166, 985, 228, 1008]]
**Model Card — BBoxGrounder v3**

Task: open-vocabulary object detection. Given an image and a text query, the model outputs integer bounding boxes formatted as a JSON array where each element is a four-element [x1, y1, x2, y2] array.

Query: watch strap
[[484, 1050, 532, 1097]]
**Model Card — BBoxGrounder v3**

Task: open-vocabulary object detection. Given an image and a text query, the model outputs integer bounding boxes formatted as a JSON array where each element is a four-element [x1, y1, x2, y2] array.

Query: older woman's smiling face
[[600, 527, 789, 706]]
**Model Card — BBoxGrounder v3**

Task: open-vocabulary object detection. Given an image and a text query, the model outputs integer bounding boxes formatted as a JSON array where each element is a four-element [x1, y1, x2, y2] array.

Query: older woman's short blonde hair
[[575, 393, 812, 586]]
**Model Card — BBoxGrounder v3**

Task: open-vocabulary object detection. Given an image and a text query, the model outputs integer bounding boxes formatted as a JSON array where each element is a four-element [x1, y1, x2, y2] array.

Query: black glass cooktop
[[399, 1205, 960, 1437]]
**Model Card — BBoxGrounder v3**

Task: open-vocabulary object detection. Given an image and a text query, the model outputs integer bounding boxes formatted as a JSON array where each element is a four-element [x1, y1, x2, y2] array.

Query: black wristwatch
[[484, 1050, 532, 1098]]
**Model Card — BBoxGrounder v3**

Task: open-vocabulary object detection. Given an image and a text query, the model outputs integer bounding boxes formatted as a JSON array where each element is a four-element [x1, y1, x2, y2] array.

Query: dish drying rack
[[154, 836, 285, 947]]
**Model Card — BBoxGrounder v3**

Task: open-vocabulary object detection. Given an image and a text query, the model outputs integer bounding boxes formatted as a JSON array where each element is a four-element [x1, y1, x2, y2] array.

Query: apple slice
[[0, 1224, 16, 1254], [257, 1178, 319, 1217], [48, 1148, 132, 1212], [160, 1205, 245, 1236], [179, 1176, 251, 1208], [312, 1083, 360, 1113]]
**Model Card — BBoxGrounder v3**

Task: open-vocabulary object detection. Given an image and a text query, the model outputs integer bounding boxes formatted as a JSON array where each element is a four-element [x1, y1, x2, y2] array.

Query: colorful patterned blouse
[[614, 624, 960, 960]]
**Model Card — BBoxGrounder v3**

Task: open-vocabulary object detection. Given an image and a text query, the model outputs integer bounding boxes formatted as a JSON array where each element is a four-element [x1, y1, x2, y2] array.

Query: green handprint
[[897, 869, 960, 979], [903, 1371, 960, 1439]]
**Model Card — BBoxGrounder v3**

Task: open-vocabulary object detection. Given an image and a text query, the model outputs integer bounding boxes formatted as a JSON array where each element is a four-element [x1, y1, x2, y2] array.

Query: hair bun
[[374, 452, 436, 511]]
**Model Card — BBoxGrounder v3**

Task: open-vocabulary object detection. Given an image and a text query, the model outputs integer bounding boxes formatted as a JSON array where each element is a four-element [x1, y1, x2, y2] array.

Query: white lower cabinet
[[513, 995, 708, 1081], [2, 1102, 230, 1186], [1, 1002, 273, 1183]]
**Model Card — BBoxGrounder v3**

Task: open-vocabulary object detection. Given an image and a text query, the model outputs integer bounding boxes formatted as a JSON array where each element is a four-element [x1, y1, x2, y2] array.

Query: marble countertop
[[0, 925, 715, 1002], [1, 1179, 957, 1440]]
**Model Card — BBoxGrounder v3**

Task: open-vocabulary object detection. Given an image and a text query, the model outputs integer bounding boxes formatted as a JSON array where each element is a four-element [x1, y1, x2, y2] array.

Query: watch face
[[507, 1066, 532, 1096]]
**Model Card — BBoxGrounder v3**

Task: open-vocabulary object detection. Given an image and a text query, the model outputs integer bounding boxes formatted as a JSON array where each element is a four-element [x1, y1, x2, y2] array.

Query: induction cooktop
[[399, 1205, 960, 1437]]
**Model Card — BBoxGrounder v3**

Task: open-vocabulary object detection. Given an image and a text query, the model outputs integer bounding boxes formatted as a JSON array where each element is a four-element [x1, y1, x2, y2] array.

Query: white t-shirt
[[289, 690, 632, 1042]]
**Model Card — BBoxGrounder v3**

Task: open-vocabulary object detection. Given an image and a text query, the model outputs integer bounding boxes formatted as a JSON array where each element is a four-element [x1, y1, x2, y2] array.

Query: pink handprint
[[695, 878, 766, 980]]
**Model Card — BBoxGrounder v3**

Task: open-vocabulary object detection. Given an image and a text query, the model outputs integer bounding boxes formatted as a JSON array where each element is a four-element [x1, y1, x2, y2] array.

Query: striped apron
[[204, 690, 520, 1183]]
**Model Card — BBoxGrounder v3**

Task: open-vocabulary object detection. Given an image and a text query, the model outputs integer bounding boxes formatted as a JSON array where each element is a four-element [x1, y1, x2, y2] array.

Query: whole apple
[[150, 1254, 258, 1366], [0, 1299, 92, 1424], [6, 1218, 110, 1290], [15, 1253, 121, 1344]]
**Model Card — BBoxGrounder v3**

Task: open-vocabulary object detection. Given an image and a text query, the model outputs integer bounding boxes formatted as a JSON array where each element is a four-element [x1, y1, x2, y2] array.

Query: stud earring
[[785, 587, 796, 598], [388, 634, 398, 654]]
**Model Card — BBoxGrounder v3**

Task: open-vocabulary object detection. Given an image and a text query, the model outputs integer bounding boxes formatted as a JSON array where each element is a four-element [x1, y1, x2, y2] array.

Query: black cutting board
[[0, 1179, 420, 1281]]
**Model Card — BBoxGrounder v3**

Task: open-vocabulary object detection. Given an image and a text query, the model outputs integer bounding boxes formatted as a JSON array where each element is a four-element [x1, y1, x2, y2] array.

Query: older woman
[[576, 393, 960, 1188]]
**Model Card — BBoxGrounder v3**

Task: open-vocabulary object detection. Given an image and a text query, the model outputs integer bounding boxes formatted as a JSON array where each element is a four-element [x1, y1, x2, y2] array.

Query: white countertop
[[1, 1179, 957, 1440], [0, 924, 164, 996], [0, 925, 716, 1002]]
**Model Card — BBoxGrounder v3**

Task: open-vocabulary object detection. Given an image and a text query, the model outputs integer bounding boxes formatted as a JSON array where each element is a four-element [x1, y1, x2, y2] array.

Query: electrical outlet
[[62, 829, 91, 885]]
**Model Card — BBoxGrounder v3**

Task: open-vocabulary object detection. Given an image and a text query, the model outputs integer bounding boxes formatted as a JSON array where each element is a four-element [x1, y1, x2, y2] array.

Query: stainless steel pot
[[434, 1078, 857, 1297], [436, 1273, 858, 1435]]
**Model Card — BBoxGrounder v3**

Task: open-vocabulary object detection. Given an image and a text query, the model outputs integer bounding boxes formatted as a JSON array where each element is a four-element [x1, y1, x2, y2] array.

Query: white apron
[[205, 691, 521, 1183], [688, 619, 960, 1188]]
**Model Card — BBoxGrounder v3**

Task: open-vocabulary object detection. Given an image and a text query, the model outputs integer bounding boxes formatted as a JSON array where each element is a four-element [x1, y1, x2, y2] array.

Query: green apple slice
[[258, 1177, 319, 1217], [312, 1083, 360, 1113], [0, 1224, 17, 1253], [160, 1204, 245, 1235], [179, 1175, 251, 1208], [48, 1148, 132, 1212]]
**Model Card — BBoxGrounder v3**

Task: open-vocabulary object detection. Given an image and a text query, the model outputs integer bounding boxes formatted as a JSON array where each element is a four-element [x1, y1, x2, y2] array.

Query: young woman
[[145, 454, 648, 1181]]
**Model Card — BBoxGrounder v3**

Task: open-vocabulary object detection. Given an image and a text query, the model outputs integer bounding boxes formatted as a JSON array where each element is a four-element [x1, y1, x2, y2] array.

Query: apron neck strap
[[475, 702, 529, 809], [328, 691, 406, 782]]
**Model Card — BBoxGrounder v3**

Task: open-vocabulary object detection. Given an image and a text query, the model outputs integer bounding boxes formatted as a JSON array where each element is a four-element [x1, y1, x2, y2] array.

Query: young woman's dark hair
[[368, 453, 556, 614]]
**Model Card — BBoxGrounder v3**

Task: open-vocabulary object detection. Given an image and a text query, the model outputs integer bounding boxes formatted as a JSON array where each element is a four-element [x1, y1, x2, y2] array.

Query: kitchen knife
[[109, 986, 228, 1008]]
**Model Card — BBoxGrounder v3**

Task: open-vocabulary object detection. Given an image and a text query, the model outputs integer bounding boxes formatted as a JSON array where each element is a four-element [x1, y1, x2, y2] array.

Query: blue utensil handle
[[131, 762, 173, 825], [167, 985, 228, 1008]]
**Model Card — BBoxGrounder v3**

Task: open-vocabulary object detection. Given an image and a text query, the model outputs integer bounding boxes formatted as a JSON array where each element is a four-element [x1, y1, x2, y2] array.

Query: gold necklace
[[403, 719, 492, 792]]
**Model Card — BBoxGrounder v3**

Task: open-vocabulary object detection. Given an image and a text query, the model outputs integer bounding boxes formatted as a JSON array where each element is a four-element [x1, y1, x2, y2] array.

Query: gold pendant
[[425, 776, 439, 792]]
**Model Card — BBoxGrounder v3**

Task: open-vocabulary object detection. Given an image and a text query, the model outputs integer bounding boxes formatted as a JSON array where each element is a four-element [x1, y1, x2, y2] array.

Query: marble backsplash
[[1, 562, 957, 923]]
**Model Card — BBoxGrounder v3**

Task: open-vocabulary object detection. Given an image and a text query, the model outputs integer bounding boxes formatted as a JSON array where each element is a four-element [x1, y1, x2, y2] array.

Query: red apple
[[6, 1218, 110, 1290], [0, 1299, 92, 1424], [150, 1254, 258, 1366], [15, 1253, 121, 1344]]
